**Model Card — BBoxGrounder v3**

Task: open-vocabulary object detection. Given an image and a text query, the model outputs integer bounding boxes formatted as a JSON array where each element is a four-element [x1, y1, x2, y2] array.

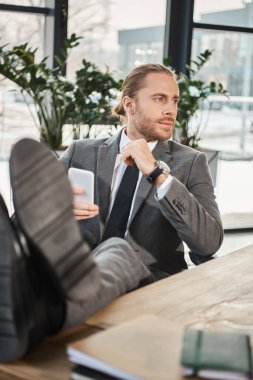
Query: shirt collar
[[119, 128, 158, 153]]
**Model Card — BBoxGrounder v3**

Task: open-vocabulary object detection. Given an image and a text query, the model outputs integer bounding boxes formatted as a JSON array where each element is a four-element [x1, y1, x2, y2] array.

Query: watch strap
[[146, 166, 164, 183]]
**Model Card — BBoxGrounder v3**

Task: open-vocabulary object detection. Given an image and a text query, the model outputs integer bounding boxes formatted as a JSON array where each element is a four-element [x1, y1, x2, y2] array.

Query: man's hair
[[112, 63, 177, 122]]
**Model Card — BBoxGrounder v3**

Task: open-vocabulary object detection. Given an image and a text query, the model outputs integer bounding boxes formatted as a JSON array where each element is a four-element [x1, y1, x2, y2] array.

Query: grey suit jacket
[[60, 131, 223, 275]]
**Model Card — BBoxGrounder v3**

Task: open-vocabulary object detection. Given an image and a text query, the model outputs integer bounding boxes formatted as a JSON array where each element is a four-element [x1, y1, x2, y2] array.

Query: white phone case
[[68, 168, 94, 203]]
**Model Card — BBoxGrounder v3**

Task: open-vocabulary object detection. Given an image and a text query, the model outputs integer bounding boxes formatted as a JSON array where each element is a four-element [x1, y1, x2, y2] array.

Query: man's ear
[[123, 96, 135, 115]]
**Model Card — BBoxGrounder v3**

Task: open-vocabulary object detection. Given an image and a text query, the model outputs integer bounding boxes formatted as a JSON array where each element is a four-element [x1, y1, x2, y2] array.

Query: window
[[0, 1, 55, 160], [0, 11, 45, 58], [192, 0, 253, 229], [67, 0, 167, 79], [0, 1, 46, 5], [194, 0, 253, 28]]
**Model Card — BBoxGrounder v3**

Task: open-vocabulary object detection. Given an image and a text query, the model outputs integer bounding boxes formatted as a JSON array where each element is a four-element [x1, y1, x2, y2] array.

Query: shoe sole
[[0, 198, 28, 362], [10, 139, 99, 302]]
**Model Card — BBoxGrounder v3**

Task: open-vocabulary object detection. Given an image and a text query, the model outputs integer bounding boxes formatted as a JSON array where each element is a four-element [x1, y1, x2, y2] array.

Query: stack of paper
[[67, 314, 183, 380]]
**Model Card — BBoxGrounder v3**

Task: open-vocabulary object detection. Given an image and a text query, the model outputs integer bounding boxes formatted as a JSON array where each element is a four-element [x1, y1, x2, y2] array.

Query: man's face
[[126, 72, 180, 141]]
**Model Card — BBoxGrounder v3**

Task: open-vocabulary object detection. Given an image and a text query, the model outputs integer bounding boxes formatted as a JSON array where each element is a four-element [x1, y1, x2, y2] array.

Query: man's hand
[[72, 186, 99, 220], [122, 139, 157, 175]]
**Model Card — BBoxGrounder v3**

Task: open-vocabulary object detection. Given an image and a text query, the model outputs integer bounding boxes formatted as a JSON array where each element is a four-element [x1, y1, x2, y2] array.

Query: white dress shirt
[[107, 129, 174, 232]]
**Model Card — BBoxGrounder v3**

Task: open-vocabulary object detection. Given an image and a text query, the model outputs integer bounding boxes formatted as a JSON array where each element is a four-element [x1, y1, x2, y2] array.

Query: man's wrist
[[146, 165, 163, 183], [146, 161, 170, 184], [154, 172, 170, 187]]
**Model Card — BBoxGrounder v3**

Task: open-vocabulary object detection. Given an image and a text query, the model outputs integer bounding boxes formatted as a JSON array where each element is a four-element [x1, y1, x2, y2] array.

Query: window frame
[[0, 0, 68, 69]]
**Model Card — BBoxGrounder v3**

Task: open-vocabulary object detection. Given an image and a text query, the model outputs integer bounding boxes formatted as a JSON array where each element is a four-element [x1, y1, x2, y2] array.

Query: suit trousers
[[63, 237, 152, 329]]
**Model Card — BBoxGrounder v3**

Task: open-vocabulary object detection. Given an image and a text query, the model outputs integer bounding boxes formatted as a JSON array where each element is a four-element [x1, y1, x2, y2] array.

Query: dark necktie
[[102, 165, 139, 241]]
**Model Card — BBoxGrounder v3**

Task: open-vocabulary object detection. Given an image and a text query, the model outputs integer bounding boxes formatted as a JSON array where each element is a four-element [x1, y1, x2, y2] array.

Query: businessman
[[60, 63, 223, 276], [0, 63, 223, 362]]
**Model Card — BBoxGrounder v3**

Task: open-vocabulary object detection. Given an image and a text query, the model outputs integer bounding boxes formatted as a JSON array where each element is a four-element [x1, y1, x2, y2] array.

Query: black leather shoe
[[0, 194, 64, 362], [9, 138, 99, 302]]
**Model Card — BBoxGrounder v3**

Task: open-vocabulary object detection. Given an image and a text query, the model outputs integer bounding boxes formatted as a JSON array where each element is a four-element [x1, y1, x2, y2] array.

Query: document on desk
[[181, 328, 253, 380], [67, 314, 183, 380]]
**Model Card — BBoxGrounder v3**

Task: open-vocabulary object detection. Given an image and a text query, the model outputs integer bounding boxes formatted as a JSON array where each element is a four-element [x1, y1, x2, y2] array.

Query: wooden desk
[[0, 244, 252, 380], [0, 325, 101, 380], [87, 244, 253, 332]]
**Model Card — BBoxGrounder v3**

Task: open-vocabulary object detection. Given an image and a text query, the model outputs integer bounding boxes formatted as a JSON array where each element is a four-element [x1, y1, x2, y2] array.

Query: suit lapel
[[153, 139, 173, 166], [128, 140, 173, 226], [96, 132, 121, 225]]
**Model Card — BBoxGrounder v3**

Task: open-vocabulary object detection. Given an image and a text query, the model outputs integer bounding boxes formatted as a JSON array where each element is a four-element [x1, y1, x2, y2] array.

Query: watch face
[[158, 161, 170, 173]]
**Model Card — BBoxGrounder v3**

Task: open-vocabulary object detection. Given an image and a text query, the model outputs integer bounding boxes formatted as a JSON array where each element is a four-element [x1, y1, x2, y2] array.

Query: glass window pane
[[192, 30, 253, 97], [0, 1, 46, 6], [194, 0, 253, 28], [67, 0, 167, 79], [0, 11, 45, 58], [0, 11, 45, 159], [191, 29, 253, 228], [217, 160, 253, 230]]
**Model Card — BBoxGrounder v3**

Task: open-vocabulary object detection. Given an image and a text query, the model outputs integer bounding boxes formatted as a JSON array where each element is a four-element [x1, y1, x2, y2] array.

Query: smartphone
[[68, 168, 94, 203]]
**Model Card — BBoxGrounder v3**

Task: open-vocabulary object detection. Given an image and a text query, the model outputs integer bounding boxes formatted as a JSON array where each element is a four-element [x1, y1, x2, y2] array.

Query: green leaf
[[0, 35, 122, 148]]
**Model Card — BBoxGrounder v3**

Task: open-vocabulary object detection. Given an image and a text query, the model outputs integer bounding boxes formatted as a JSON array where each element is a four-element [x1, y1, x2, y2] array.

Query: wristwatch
[[146, 160, 171, 183]]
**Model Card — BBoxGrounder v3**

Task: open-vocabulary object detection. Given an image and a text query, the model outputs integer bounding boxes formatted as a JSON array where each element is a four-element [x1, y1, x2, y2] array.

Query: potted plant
[[0, 34, 121, 150]]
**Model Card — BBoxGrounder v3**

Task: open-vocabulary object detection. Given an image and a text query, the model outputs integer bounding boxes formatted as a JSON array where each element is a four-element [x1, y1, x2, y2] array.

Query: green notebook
[[181, 328, 252, 380]]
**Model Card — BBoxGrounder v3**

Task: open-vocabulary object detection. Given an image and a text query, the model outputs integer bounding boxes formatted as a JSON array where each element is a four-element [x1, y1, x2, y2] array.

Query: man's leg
[[63, 237, 151, 329], [9, 138, 100, 302], [0, 194, 27, 362], [0, 138, 151, 362], [0, 194, 150, 362], [0, 194, 65, 362]]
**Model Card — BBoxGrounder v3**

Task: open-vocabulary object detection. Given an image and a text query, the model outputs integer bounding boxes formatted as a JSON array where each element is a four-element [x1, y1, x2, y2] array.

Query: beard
[[133, 111, 175, 142]]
